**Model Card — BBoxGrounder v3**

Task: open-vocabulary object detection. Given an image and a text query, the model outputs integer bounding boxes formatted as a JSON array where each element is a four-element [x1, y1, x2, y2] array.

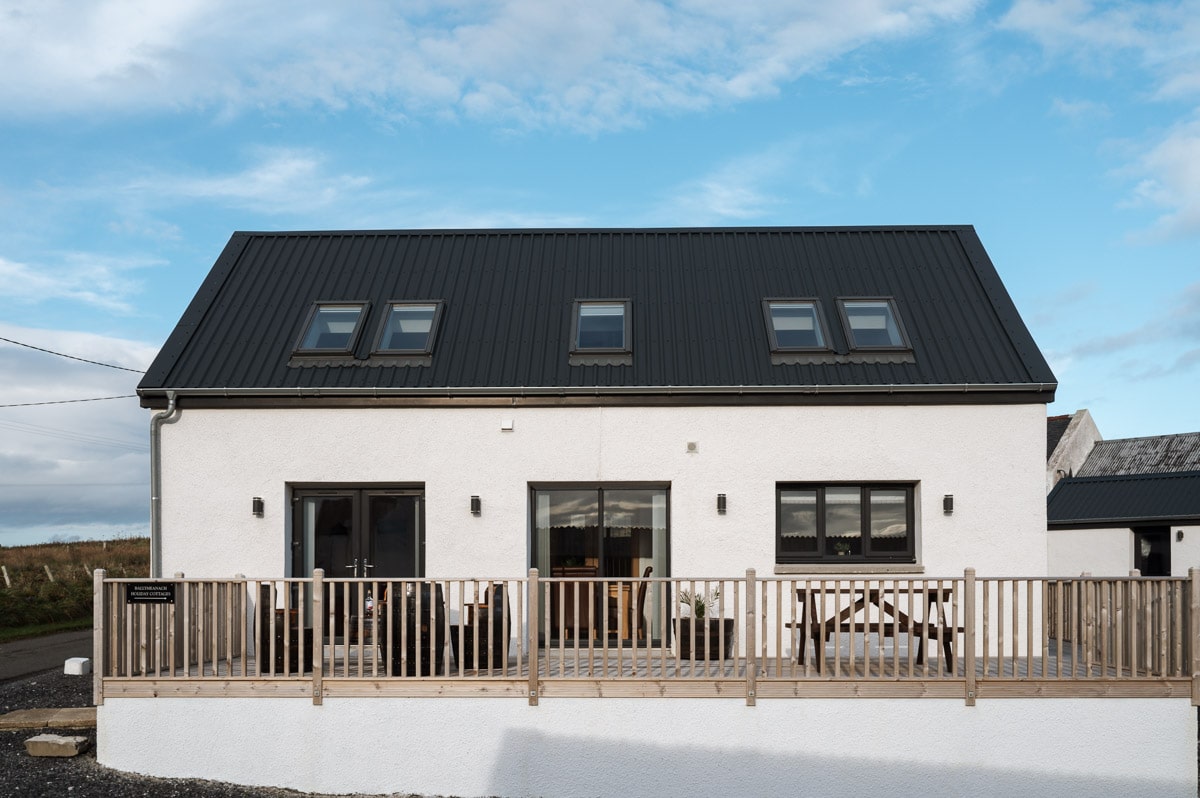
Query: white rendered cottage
[[95, 228, 1196, 798], [137, 226, 1055, 583]]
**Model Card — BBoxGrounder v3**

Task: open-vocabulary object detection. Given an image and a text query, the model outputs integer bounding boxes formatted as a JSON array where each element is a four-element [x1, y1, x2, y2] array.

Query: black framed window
[[571, 300, 630, 353], [295, 302, 368, 354], [373, 301, 444, 355], [837, 298, 910, 350], [777, 483, 915, 563], [762, 299, 831, 351]]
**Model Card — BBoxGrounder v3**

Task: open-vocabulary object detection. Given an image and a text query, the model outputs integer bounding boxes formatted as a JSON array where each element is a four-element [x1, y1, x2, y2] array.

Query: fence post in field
[[745, 568, 757, 706], [527, 568, 539, 706], [93, 569, 106, 707], [44, 565, 55, 583], [1190, 568, 1199, 707], [964, 568, 976, 706], [312, 569, 324, 706], [1, 565, 10, 588]]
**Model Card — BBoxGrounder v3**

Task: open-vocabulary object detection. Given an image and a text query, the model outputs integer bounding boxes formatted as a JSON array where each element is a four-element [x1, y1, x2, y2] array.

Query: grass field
[[0, 537, 149, 642]]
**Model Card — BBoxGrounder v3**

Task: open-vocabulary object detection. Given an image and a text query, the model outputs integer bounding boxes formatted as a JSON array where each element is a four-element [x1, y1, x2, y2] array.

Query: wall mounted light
[[252, 497, 264, 517], [717, 494, 727, 514], [943, 494, 954, 515], [470, 496, 481, 516], [1177, 529, 1185, 542]]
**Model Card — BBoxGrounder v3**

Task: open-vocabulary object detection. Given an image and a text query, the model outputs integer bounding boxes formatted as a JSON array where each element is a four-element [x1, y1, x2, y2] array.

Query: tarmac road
[[0, 629, 92, 682]]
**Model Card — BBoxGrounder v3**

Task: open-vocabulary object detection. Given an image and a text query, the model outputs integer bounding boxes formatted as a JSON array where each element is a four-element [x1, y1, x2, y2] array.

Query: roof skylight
[[839, 299, 909, 349], [375, 302, 443, 355], [295, 303, 367, 353], [763, 300, 829, 351], [573, 300, 629, 352]]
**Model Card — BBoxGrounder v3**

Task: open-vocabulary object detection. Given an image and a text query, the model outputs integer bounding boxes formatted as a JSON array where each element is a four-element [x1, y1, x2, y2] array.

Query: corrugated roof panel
[[138, 226, 1056, 398], [1078, 433, 1200, 476], [1048, 471, 1200, 526]]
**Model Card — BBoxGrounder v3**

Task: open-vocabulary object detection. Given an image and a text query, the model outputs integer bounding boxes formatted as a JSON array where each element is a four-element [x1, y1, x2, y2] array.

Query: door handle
[[345, 559, 359, 577]]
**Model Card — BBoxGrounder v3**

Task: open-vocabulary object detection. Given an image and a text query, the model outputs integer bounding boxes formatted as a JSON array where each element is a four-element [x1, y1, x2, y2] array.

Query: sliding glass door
[[532, 485, 669, 643]]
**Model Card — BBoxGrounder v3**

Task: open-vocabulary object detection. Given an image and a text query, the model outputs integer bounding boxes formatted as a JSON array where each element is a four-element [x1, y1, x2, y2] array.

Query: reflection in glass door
[[532, 486, 669, 644], [292, 488, 424, 633]]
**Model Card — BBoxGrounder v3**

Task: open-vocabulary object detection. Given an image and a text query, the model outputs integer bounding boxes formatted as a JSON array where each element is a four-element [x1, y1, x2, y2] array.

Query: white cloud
[[657, 148, 795, 224], [1122, 117, 1200, 238], [0, 322, 155, 545], [132, 148, 374, 215], [0, 252, 160, 313], [999, 2, 1200, 239], [0, 0, 977, 131]]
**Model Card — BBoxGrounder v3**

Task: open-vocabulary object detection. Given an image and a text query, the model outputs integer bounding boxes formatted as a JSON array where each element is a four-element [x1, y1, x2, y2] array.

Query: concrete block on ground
[[64, 657, 92, 676], [24, 734, 90, 757]]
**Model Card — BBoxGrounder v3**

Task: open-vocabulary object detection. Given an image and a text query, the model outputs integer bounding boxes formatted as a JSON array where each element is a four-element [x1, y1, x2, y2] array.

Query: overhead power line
[[0, 395, 138, 408], [0, 336, 146, 373], [0, 419, 149, 452]]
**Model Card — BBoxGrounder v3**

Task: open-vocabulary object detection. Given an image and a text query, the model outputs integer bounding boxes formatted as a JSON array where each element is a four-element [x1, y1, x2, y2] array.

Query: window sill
[[774, 563, 924, 576]]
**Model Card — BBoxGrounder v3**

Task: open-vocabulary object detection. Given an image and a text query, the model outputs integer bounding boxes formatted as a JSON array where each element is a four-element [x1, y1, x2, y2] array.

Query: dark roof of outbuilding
[[1047, 471, 1200, 528], [138, 226, 1056, 405], [1076, 433, 1200, 476]]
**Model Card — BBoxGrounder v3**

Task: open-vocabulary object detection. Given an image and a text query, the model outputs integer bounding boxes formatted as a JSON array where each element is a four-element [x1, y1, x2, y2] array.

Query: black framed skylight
[[837, 298, 910, 350], [571, 300, 630, 353], [762, 299, 831, 351], [294, 302, 368, 354], [374, 301, 444, 355]]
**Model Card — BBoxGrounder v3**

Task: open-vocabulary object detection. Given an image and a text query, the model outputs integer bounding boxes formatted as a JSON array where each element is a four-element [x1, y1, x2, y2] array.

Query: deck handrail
[[93, 568, 1198, 706]]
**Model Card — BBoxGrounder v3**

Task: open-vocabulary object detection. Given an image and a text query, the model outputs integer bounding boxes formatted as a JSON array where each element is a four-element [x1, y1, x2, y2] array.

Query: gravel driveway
[[0, 668, 433, 798]]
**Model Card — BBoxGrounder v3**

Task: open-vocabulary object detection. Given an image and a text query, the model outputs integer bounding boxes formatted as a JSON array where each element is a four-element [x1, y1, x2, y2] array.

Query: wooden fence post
[[745, 569, 757, 706], [1, 565, 10, 588], [44, 565, 55, 583], [964, 568, 976, 706], [93, 569, 106, 706], [1190, 568, 1199, 707], [527, 568, 539, 706], [312, 569, 324, 706]]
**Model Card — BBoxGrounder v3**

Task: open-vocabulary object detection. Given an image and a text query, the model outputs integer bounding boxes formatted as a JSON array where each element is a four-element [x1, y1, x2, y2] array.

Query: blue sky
[[0, 0, 1197, 546]]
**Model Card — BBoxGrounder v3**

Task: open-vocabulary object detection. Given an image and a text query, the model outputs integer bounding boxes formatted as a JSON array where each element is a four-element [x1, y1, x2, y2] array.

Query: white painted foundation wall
[[158, 403, 1048, 579], [99, 696, 1196, 797]]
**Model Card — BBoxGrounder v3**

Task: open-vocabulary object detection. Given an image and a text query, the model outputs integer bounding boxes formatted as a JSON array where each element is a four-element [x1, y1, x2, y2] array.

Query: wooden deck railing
[[93, 568, 1200, 706]]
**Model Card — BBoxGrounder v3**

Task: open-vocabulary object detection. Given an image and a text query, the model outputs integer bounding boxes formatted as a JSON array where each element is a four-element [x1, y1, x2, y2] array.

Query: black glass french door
[[292, 488, 424, 635]]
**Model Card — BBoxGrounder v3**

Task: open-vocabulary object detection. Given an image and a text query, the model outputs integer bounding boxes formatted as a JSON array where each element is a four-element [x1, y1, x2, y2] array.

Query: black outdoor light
[[252, 497, 264, 517], [717, 494, 727, 514], [943, 494, 954, 515], [470, 496, 481, 516]]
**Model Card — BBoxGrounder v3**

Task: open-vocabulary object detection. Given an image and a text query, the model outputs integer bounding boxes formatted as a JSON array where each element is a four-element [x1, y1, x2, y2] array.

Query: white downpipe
[[149, 391, 180, 578]]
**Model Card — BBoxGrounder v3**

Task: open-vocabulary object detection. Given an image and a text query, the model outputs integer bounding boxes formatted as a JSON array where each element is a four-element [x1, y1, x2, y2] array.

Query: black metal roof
[[1047, 471, 1200, 528], [138, 226, 1056, 405], [1076, 433, 1200, 476]]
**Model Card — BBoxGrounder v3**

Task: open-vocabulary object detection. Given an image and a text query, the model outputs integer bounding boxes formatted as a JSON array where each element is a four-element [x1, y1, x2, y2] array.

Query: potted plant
[[675, 588, 735, 660]]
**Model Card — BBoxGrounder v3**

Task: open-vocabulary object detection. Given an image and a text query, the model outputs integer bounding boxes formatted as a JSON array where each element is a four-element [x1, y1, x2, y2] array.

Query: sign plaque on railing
[[125, 582, 176, 604]]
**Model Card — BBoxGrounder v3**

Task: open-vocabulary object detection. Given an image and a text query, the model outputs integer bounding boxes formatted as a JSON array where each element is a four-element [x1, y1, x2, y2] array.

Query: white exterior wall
[[158, 402, 1046, 578], [1047, 528, 1131, 576], [98, 696, 1195, 797], [158, 403, 1047, 579], [1171, 524, 1200, 576], [1048, 524, 1200, 577]]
